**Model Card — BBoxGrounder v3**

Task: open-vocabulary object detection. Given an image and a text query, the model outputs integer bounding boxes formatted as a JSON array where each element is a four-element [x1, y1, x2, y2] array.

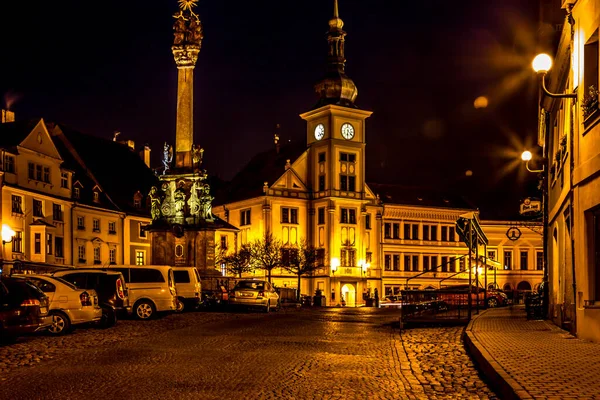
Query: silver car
[[229, 280, 280, 312], [13, 275, 102, 335]]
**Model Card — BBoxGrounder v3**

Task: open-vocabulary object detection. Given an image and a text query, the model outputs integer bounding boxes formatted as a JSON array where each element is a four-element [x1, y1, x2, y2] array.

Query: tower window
[[317, 207, 325, 225], [318, 152, 326, 163], [340, 208, 356, 224], [240, 209, 251, 226]]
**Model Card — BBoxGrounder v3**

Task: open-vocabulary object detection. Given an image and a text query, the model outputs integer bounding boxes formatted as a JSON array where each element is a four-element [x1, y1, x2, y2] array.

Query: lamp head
[[532, 53, 553, 74], [521, 150, 533, 162], [1, 224, 15, 244], [331, 257, 340, 272]]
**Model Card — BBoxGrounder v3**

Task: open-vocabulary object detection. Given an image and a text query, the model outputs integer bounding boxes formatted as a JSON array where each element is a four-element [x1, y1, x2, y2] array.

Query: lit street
[[0, 308, 495, 400]]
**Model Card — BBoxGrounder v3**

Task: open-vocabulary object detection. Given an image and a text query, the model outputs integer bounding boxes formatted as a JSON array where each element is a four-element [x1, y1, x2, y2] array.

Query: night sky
[[0, 0, 544, 219]]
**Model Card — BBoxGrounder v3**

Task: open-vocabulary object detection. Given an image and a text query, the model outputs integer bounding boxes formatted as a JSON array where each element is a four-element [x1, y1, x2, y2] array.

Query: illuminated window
[[339, 153, 356, 192], [340, 208, 356, 224], [61, 172, 69, 188], [74, 187, 80, 199], [52, 203, 63, 221], [135, 251, 145, 266], [504, 251, 512, 270], [78, 245, 86, 262], [4, 155, 15, 173], [94, 247, 101, 264], [12, 231, 22, 253], [240, 209, 251, 226], [281, 207, 298, 224], [520, 251, 529, 270], [33, 199, 44, 217], [34, 233, 41, 254], [11, 195, 23, 214]]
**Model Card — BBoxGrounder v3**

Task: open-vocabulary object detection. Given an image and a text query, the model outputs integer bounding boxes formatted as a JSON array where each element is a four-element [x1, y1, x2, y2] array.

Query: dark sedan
[[0, 277, 52, 339]]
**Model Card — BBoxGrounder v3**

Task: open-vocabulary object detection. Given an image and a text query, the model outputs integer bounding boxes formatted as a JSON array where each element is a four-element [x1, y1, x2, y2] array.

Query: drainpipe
[[567, 5, 577, 334]]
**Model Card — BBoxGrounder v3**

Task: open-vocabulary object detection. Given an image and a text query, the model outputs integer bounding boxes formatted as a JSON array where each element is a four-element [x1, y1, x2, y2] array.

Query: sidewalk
[[464, 305, 600, 400]]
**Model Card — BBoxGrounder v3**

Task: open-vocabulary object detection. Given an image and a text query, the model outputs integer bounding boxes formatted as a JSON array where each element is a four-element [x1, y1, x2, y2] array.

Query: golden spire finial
[[178, 0, 198, 12], [333, 0, 339, 18]]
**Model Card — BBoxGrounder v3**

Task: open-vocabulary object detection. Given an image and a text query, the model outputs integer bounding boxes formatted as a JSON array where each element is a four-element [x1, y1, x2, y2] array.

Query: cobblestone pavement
[[0, 307, 496, 400], [466, 306, 600, 400]]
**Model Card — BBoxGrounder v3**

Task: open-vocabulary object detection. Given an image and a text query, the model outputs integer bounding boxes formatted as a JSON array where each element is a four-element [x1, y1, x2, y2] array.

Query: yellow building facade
[[540, 0, 600, 342]]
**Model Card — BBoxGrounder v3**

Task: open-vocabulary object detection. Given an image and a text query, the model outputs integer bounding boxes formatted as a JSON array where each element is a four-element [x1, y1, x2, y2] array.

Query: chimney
[[139, 145, 151, 168], [285, 159, 291, 170], [126, 140, 135, 150], [1, 110, 15, 123]]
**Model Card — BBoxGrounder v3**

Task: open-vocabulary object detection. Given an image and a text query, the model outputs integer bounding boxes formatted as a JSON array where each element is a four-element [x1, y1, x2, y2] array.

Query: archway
[[341, 283, 356, 307], [503, 283, 512, 291], [517, 281, 532, 291]]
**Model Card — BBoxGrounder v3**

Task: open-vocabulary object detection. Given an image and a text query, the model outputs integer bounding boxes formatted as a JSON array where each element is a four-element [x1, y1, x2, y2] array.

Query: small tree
[[222, 245, 253, 278], [282, 239, 322, 301], [248, 232, 283, 283]]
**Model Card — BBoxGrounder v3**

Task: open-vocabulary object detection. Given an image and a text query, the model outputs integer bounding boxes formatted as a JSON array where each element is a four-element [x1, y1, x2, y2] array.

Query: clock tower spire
[[314, 0, 358, 109]]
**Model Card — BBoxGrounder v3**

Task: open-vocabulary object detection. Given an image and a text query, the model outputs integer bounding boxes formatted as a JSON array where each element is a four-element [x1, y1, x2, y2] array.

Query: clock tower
[[300, 0, 376, 307]]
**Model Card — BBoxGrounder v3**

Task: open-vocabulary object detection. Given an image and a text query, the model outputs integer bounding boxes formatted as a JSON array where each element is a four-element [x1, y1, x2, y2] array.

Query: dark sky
[[0, 0, 544, 219]]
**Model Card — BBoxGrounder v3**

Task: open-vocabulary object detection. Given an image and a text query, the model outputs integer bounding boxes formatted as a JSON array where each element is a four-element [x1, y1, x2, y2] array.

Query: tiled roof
[[0, 119, 41, 149], [213, 142, 307, 205], [367, 182, 476, 210], [53, 124, 159, 215]]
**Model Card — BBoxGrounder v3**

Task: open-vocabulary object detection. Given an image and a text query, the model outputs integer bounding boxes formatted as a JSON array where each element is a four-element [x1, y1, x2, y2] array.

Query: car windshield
[[235, 281, 265, 290]]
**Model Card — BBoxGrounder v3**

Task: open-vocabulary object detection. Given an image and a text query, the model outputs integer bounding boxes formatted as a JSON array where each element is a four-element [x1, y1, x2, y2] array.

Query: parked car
[[12, 275, 102, 335], [172, 267, 201, 312], [0, 277, 52, 340], [52, 269, 130, 327], [439, 284, 511, 308], [229, 280, 280, 312], [102, 266, 177, 320]]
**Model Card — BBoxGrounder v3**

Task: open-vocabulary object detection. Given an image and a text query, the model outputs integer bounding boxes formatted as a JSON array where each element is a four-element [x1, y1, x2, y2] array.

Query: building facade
[[539, 0, 600, 342], [0, 115, 157, 274], [212, 2, 543, 306]]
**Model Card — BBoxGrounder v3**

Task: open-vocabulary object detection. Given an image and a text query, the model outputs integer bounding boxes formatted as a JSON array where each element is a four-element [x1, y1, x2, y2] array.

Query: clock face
[[314, 123, 325, 140], [341, 123, 355, 140]]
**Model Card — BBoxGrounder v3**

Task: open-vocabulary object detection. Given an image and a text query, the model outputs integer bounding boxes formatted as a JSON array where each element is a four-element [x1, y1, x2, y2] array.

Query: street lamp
[[1, 224, 15, 275], [331, 257, 339, 275], [1, 224, 15, 246], [361, 261, 370, 277], [521, 150, 544, 173], [532, 53, 576, 99]]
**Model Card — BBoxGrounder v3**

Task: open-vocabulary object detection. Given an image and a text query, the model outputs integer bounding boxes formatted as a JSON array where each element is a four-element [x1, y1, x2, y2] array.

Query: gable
[[365, 183, 376, 200], [271, 168, 308, 192], [19, 119, 62, 160]]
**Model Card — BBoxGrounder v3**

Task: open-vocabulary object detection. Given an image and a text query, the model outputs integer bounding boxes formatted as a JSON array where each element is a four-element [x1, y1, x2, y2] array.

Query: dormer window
[[4, 155, 15, 173], [133, 191, 143, 209], [61, 172, 69, 189], [93, 191, 100, 203], [74, 187, 80, 199]]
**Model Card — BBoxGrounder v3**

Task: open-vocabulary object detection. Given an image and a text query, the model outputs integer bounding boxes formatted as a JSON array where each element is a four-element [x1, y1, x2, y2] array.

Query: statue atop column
[[172, 0, 204, 67]]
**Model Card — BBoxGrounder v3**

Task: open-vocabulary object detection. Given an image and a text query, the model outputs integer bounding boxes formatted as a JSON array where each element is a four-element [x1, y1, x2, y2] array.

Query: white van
[[172, 267, 202, 312], [104, 266, 177, 320]]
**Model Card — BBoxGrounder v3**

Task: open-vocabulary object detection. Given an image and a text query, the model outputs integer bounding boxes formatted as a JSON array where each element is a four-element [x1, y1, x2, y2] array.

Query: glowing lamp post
[[1, 224, 15, 275], [532, 53, 576, 99], [331, 257, 340, 276], [521, 150, 544, 173]]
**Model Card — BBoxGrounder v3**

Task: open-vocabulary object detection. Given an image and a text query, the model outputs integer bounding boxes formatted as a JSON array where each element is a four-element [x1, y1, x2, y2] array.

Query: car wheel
[[48, 311, 71, 335], [99, 307, 117, 329], [134, 300, 156, 320], [176, 297, 185, 313], [487, 297, 498, 308]]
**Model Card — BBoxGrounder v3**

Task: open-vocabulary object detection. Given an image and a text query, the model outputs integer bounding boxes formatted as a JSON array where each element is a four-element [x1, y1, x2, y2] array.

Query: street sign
[[506, 227, 522, 241], [520, 198, 542, 216]]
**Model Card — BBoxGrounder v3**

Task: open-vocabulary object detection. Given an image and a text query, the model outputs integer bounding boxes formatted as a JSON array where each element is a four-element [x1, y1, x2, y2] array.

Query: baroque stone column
[[172, 1, 203, 170]]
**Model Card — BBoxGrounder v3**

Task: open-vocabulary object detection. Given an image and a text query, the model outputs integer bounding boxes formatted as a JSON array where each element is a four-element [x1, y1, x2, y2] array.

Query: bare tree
[[248, 232, 283, 283], [222, 245, 253, 278], [282, 239, 322, 301]]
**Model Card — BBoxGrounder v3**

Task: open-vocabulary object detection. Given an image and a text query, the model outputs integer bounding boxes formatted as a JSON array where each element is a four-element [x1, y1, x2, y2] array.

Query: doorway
[[341, 283, 356, 307]]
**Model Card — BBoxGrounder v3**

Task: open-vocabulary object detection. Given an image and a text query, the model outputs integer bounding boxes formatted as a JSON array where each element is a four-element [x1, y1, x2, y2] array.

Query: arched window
[[517, 281, 532, 291]]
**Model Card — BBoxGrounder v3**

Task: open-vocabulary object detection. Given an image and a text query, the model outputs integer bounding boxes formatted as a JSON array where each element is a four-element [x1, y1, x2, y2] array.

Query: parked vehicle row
[[0, 265, 202, 340], [1, 267, 281, 341]]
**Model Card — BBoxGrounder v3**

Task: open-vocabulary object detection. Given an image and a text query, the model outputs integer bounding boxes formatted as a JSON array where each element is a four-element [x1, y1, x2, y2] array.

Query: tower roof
[[313, 0, 358, 109]]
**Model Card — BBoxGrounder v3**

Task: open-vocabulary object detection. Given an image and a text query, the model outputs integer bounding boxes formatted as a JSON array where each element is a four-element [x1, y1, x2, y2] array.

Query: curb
[[463, 310, 532, 400]]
